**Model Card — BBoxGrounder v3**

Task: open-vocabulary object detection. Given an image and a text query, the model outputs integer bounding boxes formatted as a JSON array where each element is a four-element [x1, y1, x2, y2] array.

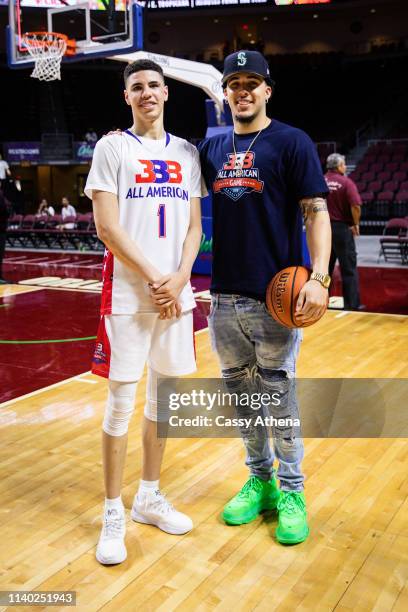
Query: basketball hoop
[[22, 32, 68, 82]]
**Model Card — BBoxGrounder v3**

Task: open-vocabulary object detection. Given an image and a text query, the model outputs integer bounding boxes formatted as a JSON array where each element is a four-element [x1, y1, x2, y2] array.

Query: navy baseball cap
[[222, 50, 274, 88]]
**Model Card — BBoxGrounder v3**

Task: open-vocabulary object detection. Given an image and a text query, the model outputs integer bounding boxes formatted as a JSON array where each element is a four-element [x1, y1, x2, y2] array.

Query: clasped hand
[[149, 272, 188, 320]]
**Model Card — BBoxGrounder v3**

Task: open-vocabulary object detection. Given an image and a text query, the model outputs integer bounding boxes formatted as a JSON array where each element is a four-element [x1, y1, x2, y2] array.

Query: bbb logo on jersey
[[213, 151, 264, 201], [136, 160, 182, 184], [126, 159, 188, 201]]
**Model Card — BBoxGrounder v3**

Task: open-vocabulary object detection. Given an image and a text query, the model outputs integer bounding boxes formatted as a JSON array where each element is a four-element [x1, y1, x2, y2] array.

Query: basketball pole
[[102, 0, 116, 35]]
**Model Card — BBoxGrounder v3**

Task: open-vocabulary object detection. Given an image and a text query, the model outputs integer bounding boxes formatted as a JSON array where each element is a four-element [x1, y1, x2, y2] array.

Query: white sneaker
[[96, 506, 127, 565], [131, 489, 193, 535]]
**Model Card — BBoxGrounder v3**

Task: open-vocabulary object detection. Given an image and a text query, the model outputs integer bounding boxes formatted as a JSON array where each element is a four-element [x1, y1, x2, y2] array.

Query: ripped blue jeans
[[208, 294, 304, 491]]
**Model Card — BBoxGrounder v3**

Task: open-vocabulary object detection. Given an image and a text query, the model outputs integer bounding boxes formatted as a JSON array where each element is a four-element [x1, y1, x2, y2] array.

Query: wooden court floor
[[1, 302, 407, 611]]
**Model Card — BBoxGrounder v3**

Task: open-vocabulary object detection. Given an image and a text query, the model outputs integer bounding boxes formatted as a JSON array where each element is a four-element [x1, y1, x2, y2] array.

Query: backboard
[[7, 0, 143, 69]]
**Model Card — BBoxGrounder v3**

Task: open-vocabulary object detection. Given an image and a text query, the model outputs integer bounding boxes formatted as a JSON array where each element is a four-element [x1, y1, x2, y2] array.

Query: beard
[[234, 108, 260, 124], [235, 114, 256, 124]]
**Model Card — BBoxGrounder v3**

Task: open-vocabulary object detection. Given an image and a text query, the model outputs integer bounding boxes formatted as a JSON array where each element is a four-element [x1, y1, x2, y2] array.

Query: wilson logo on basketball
[[213, 151, 264, 201], [274, 272, 290, 314]]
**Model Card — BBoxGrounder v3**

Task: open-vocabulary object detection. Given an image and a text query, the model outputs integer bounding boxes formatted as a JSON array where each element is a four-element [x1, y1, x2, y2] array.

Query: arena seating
[[378, 217, 408, 264], [350, 141, 408, 224], [6, 213, 103, 251]]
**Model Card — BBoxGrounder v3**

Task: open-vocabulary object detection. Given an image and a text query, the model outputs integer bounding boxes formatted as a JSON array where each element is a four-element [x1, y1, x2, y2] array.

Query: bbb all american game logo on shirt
[[125, 159, 189, 201], [213, 151, 264, 202]]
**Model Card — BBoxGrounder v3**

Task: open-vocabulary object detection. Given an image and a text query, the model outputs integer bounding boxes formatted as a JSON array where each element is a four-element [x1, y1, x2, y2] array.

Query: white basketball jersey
[[85, 131, 203, 314]]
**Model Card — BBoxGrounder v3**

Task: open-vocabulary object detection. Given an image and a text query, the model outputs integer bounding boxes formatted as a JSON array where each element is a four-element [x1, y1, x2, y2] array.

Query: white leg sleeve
[[144, 367, 171, 422], [103, 380, 138, 437]]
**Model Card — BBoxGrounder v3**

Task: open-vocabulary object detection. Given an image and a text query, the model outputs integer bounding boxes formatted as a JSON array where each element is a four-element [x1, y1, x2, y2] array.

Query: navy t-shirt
[[199, 119, 328, 301]]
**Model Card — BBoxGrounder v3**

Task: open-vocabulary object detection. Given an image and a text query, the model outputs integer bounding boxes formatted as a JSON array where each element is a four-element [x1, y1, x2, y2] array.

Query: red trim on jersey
[[100, 249, 114, 315], [92, 316, 111, 379]]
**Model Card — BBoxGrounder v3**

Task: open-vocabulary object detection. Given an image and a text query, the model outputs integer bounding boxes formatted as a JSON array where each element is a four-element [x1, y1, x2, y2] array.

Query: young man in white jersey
[[85, 59, 202, 565]]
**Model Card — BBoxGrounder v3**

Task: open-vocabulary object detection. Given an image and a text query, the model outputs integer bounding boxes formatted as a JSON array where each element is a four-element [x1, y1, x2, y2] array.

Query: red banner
[[213, 177, 263, 192]]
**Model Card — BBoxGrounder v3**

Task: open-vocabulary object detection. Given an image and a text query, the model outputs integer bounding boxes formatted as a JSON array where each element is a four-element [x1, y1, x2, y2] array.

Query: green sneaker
[[222, 475, 280, 525], [275, 491, 309, 544]]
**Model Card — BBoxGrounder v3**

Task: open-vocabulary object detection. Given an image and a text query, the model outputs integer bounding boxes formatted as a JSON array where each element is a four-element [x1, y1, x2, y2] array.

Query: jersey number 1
[[158, 204, 166, 238]]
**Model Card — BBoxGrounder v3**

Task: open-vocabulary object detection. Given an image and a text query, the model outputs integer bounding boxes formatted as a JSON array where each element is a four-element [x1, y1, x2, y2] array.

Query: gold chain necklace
[[232, 119, 269, 176]]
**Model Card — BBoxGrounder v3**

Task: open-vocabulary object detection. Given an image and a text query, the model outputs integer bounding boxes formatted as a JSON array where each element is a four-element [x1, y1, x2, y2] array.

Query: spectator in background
[[37, 198, 55, 217], [61, 196, 76, 230], [0, 154, 11, 188], [325, 153, 362, 311], [85, 128, 98, 144], [0, 188, 11, 284], [61, 196, 76, 218]]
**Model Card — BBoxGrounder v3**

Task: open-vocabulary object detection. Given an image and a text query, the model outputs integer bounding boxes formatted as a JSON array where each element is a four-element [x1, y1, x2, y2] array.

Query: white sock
[[138, 479, 159, 497], [105, 496, 124, 512]]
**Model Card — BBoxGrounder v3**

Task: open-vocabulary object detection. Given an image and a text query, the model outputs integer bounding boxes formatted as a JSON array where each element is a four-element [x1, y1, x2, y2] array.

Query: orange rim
[[23, 31, 68, 49]]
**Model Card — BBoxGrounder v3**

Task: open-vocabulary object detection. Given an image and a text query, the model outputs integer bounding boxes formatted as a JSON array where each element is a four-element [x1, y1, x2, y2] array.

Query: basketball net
[[22, 32, 68, 82]]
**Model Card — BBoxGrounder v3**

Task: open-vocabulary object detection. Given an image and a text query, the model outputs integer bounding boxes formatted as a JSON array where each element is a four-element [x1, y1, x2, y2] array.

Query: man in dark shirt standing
[[199, 51, 331, 545], [325, 153, 362, 310]]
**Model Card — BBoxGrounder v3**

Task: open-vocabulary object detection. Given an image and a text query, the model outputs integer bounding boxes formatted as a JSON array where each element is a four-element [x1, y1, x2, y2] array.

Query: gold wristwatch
[[310, 272, 331, 289]]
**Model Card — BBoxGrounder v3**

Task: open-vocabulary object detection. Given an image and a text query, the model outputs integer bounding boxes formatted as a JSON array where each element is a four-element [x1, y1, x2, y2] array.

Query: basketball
[[266, 266, 327, 328]]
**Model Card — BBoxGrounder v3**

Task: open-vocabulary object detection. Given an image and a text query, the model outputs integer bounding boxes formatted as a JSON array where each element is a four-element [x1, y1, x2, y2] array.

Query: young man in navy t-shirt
[[199, 50, 331, 544]]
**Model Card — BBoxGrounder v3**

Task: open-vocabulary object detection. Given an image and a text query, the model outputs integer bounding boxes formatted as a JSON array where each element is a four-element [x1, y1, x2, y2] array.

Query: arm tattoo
[[300, 197, 328, 221]]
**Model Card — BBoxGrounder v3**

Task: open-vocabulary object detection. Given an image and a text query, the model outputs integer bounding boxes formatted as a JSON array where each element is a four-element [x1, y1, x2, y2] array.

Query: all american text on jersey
[[126, 158, 189, 201], [125, 185, 189, 201]]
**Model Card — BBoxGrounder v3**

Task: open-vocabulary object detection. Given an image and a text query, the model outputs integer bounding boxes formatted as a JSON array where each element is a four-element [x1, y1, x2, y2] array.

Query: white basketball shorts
[[92, 311, 196, 381]]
